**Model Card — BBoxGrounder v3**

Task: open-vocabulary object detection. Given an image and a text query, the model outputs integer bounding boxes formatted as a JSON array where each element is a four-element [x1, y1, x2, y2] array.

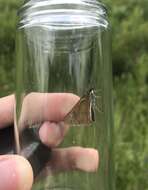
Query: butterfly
[[64, 89, 96, 126]]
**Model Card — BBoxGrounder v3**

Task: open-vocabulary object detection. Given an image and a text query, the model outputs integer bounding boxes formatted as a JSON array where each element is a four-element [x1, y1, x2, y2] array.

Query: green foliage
[[114, 73, 148, 190], [103, 0, 148, 189], [0, 0, 148, 189], [0, 0, 21, 96]]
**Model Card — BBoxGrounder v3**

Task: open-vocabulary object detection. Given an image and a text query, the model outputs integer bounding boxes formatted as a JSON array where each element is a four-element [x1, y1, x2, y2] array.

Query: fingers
[[0, 155, 33, 190], [32, 123, 99, 174], [0, 95, 14, 129], [39, 122, 69, 147], [0, 94, 99, 179], [19, 93, 79, 128], [0, 93, 79, 129], [43, 147, 99, 174]]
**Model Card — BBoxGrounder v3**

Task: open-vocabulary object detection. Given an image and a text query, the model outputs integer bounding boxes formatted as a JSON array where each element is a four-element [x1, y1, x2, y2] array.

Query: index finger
[[0, 95, 14, 129], [0, 93, 79, 129], [19, 93, 80, 129]]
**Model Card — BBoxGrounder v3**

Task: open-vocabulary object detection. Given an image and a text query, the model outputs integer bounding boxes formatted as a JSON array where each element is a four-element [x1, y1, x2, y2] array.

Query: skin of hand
[[0, 94, 99, 190]]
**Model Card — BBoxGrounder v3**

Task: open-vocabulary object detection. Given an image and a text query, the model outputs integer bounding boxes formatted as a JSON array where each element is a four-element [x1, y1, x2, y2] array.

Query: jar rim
[[19, 0, 107, 16], [18, 0, 108, 29]]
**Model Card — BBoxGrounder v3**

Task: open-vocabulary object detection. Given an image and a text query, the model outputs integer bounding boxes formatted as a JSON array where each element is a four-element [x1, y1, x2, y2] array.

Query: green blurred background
[[0, 0, 148, 189]]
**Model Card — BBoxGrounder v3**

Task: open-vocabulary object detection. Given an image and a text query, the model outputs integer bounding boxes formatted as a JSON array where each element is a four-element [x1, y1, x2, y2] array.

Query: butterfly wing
[[64, 95, 94, 126]]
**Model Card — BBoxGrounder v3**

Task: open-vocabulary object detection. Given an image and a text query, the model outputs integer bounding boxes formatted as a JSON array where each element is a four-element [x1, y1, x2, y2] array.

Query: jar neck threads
[[18, 0, 108, 29]]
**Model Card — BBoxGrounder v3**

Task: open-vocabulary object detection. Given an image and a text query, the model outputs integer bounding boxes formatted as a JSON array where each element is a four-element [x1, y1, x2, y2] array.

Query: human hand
[[0, 94, 99, 190]]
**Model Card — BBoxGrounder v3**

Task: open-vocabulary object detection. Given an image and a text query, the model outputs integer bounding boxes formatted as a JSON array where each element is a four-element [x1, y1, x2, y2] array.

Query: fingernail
[[39, 122, 59, 147], [75, 148, 99, 172], [39, 122, 69, 147], [0, 155, 33, 190]]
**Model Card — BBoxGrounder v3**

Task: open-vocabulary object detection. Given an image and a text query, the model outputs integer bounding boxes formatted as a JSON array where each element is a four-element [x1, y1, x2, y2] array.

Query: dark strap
[[0, 126, 51, 178], [0, 126, 14, 154]]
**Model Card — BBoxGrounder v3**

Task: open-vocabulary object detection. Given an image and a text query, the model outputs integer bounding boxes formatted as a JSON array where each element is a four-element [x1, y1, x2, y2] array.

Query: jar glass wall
[[15, 1, 114, 189]]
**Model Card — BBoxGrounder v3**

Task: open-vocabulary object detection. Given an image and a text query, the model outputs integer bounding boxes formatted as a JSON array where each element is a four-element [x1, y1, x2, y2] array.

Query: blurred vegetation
[[0, 0, 148, 189]]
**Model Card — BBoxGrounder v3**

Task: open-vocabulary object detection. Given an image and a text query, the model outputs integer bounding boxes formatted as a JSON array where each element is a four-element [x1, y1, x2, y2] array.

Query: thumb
[[0, 155, 33, 190]]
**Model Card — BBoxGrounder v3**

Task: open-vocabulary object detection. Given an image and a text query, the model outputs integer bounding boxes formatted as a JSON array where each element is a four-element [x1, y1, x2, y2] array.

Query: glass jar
[[15, 0, 115, 190]]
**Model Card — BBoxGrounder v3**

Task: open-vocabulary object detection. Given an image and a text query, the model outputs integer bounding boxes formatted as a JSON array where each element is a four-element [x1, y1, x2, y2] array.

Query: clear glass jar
[[15, 0, 114, 190]]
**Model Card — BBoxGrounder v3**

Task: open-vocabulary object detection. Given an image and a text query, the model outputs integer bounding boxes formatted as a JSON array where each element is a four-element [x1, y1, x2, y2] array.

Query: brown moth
[[64, 89, 95, 126]]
